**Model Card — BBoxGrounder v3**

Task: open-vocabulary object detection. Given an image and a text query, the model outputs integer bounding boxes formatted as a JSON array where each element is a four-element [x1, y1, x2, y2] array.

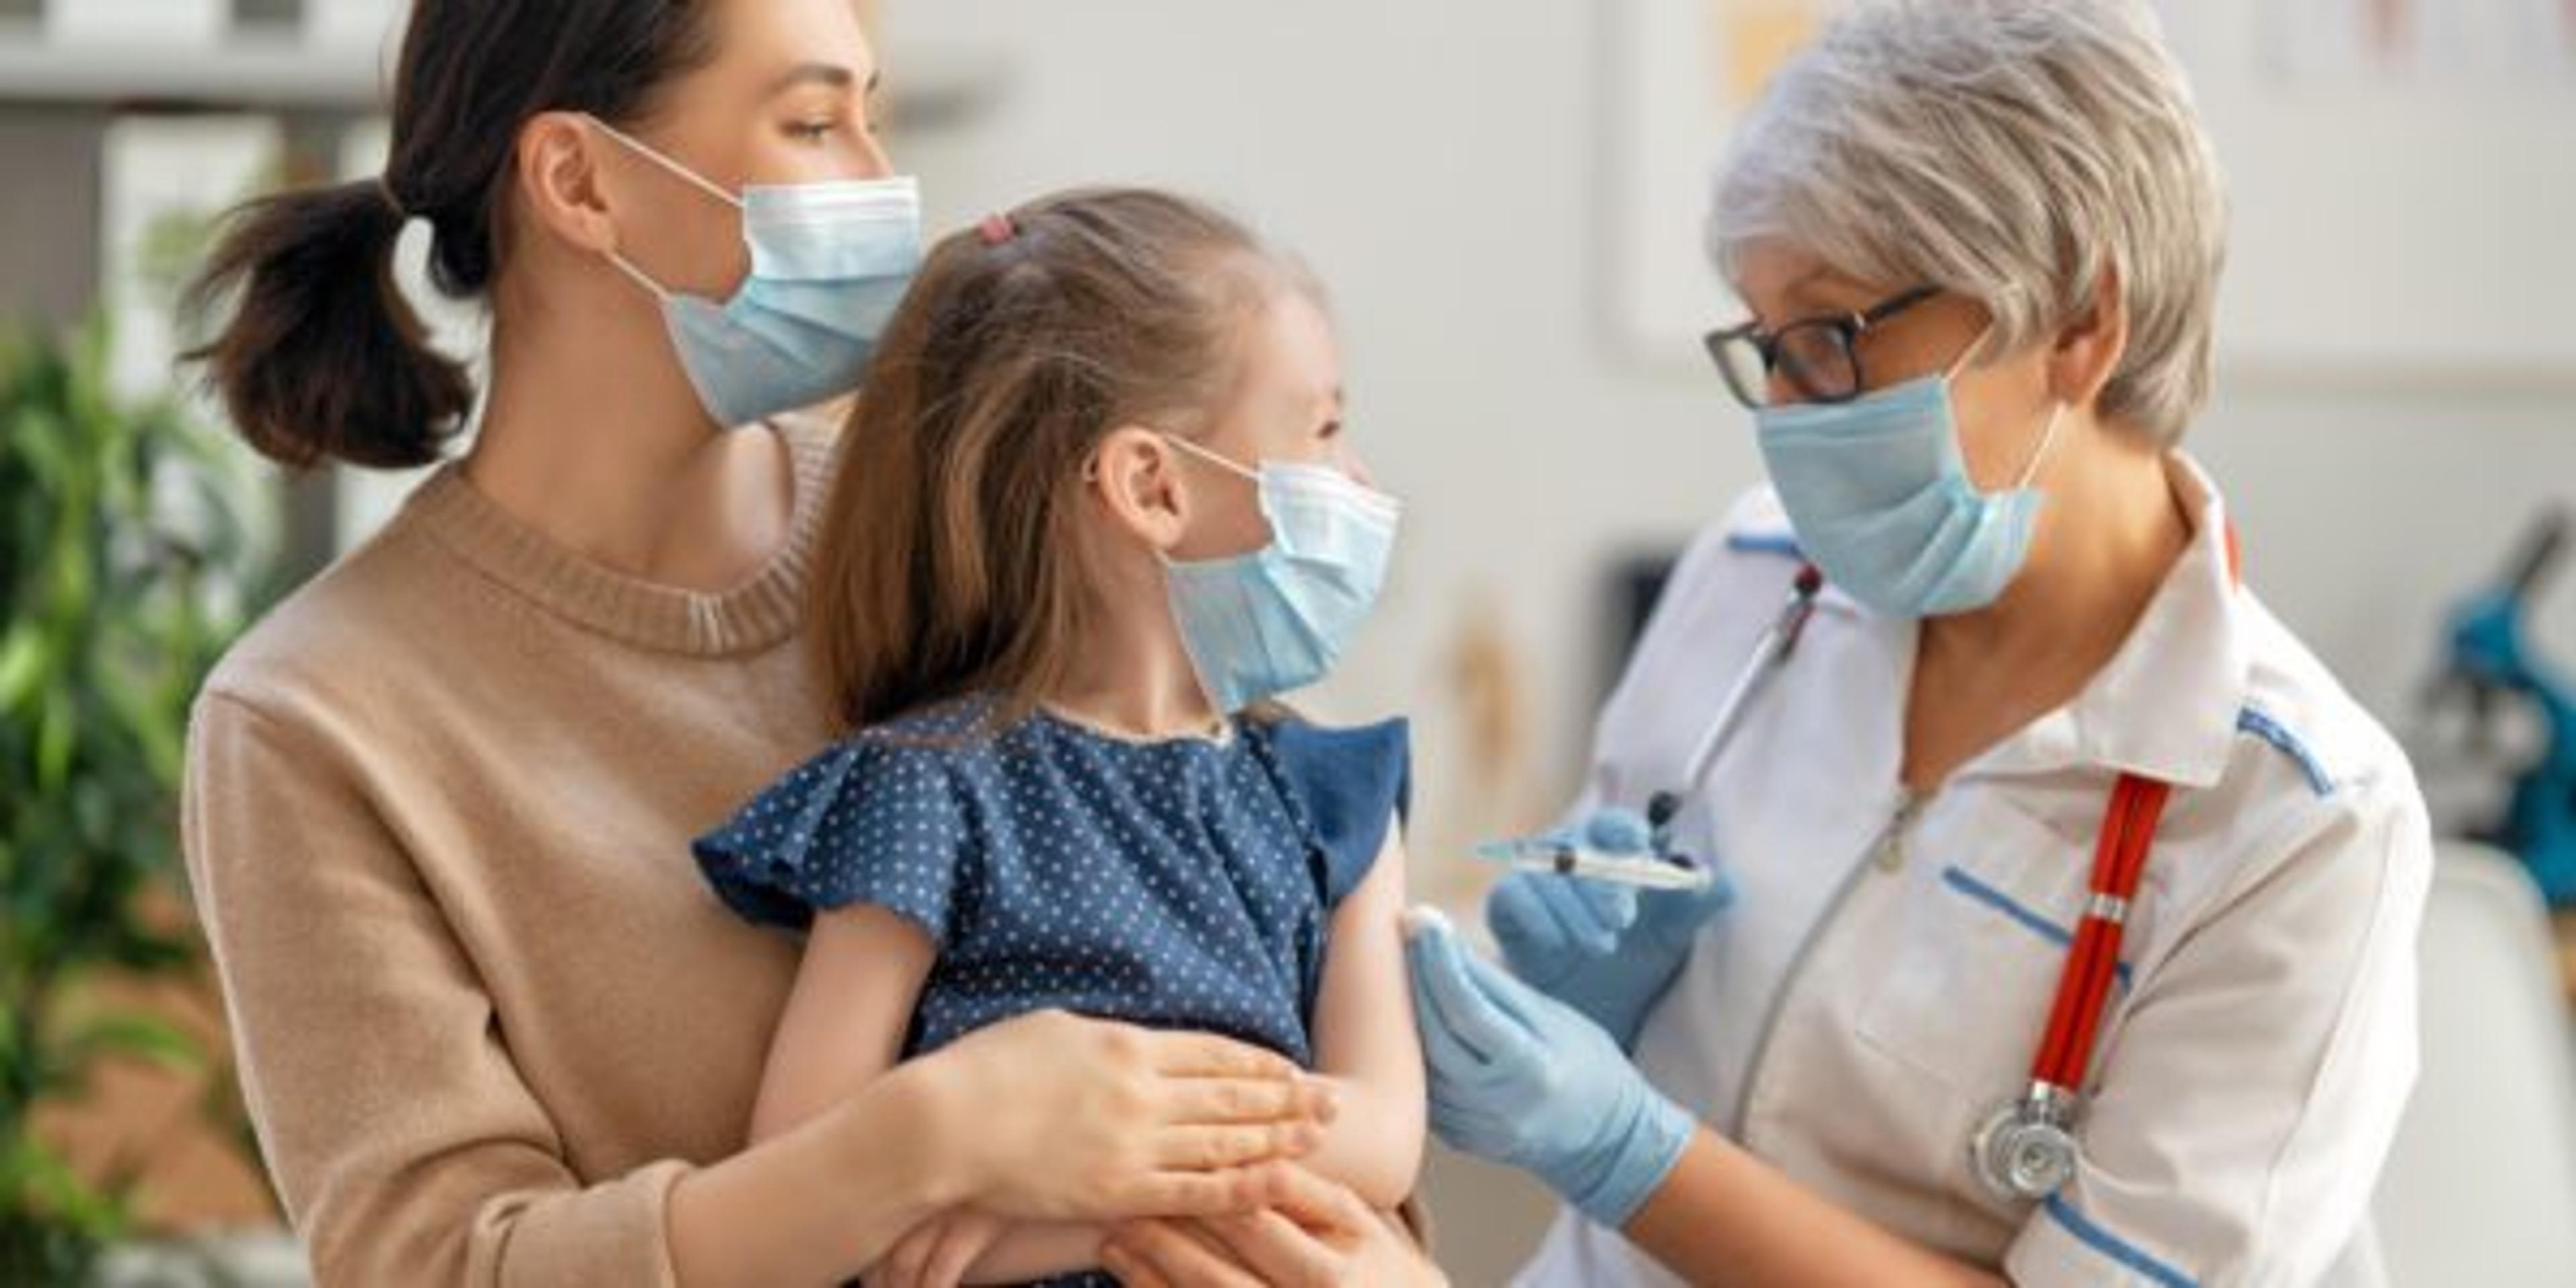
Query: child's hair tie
[[977, 213, 1017, 246]]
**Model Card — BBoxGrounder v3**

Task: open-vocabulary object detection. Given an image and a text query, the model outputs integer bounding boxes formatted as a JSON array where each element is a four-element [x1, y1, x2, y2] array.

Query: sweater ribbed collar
[[400, 415, 837, 657]]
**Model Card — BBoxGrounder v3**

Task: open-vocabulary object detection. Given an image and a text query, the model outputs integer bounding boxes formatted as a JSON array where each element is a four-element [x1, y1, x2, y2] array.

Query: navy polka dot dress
[[695, 696, 1407, 1286]]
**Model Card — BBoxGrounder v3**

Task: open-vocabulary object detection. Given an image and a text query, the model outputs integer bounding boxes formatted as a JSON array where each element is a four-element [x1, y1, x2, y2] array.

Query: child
[[692, 188, 1424, 1287]]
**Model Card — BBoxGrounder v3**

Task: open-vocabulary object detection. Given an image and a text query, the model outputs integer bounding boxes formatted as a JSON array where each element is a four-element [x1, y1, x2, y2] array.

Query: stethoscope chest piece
[[1970, 1083, 2081, 1203]]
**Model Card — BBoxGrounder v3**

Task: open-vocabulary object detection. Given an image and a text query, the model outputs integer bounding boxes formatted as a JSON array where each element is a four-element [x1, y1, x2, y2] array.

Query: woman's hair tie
[[977, 212, 1017, 246]]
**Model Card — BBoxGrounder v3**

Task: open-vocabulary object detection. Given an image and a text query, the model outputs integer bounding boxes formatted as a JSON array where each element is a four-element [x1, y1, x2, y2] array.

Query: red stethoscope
[[1966, 771, 2167, 1201], [1644, 543, 2235, 1203]]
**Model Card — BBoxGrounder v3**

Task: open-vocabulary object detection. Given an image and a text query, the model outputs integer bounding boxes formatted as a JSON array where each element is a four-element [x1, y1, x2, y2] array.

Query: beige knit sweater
[[182, 415, 843, 1285]]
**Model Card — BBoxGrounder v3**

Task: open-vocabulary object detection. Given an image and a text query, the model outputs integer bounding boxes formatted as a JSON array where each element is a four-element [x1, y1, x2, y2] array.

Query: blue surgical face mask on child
[[1754, 327, 2065, 619], [590, 117, 921, 427], [1157, 436, 1402, 714]]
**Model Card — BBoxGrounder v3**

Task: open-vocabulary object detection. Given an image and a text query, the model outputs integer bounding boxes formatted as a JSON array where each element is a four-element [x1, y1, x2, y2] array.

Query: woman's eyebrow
[[766, 62, 867, 97]]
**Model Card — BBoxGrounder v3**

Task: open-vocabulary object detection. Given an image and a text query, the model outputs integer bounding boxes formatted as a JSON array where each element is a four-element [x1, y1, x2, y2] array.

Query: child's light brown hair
[[809, 187, 1317, 733]]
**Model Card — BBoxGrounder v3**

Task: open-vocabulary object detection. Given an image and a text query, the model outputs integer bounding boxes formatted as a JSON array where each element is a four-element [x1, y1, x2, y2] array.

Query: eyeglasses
[[1702, 284, 1943, 410]]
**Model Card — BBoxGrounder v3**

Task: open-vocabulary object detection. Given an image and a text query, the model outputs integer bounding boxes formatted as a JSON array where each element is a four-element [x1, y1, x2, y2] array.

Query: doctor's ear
[[2048, 266, 2132, 414], [1087, 425, 1191, 552], [513, 112, 622, 257]]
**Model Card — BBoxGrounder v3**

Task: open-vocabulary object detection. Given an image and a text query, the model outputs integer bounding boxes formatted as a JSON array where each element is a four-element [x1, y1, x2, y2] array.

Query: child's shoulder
[[1246, 707, 1412, 770], [1245, 710, 1413, 904]]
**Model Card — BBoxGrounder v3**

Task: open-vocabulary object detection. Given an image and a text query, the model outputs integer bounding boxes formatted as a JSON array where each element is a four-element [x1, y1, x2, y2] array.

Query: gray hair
[[1711, 0, 2226, 444]]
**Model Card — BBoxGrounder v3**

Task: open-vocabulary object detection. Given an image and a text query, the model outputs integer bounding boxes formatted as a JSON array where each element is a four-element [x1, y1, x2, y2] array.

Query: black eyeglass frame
[[1702, 284, 1945, 410]]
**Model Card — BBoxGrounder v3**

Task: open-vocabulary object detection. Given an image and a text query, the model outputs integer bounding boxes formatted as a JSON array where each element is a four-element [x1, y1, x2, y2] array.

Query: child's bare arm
[[761, 908, 1120, 1282], [1296, 822, 1429, 1209], [962, 834, 1432, 1277], [958, 832, 1436, 1281], [750, 904, 934, 1144]]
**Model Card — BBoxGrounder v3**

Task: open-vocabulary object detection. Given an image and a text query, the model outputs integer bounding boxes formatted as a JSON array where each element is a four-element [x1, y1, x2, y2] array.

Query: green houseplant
[[0, 315, 272, 1283]]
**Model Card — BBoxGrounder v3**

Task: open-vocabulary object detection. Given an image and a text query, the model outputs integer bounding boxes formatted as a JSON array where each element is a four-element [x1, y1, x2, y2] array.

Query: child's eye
[[1317, 419, 1344, 440], [787, 119, 837, 144]]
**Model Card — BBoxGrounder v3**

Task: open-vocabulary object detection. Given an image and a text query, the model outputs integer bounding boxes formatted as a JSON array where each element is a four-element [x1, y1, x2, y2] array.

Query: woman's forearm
[[1624, 1130, 2006, 1288], [667, 1059, 969, 1288]]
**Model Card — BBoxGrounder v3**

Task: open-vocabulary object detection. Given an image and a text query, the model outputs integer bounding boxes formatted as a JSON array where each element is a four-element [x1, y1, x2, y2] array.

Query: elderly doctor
[[1402, 1, 2432, 1285]]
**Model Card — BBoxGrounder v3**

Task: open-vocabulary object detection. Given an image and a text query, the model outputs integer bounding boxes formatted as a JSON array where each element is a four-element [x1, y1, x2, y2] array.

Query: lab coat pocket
[[1854, 792, 2104, 1102]]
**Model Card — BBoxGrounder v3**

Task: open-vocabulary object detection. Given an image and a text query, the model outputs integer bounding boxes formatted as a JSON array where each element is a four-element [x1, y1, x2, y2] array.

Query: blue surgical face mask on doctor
[[591, 118, 921, 428], [1754, 327, 2065, 619], [1157, 436, 1403, 714]]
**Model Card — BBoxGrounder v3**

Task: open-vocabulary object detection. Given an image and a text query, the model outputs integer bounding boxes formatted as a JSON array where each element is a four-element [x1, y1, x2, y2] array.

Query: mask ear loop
[[2015, 402, 2069, 491], [1152, 433, 1274, 572], [581, 115, 745, 309], [583, 115, 746, 211], [1159, 432, 1263, 483], [1944, 321, 1998, 382], [605, 251, 676, 304], [1944, 320, 2067, 492], [583, 115, 745, 303], [1080, 433, 1256, 484]]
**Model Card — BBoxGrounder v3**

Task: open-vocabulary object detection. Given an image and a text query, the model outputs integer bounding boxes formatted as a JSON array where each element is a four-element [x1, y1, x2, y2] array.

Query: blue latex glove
[[1487, 806, 1736, 1048], [1405, 910, 1696, 1228]]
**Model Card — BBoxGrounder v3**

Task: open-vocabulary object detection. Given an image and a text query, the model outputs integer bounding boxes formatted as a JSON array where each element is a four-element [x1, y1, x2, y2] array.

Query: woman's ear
[[513, 112, 622, 257], [1089, 425, 1191, 554], [2049, 266, 2131, 411]]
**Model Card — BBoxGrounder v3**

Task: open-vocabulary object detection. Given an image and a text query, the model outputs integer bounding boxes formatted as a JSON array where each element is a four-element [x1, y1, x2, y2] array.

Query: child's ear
[[1089, 425, 1190, 552]]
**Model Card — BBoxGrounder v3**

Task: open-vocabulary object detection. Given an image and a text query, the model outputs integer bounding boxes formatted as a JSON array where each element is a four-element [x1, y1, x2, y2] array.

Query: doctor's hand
[[1487, 806, 1735, 1048], [1406, 910, 1697, 1230]]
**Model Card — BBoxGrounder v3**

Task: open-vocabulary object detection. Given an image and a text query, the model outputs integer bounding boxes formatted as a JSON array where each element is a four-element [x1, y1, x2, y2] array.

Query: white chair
[[2372, 842, 2576, 1286]]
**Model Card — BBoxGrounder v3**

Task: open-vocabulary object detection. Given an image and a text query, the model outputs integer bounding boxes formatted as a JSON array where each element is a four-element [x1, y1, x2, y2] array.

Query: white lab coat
[[1519, 458, 2430, 1288]]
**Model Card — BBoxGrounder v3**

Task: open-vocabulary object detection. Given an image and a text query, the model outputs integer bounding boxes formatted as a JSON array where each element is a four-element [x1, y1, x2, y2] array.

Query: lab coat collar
[[1719, 462, 2252, 790], [1974, 453, 2251, 790]]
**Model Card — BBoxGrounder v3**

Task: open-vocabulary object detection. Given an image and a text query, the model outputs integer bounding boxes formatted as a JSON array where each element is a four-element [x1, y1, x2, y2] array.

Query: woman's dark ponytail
[[183, 0, 715, 471], [186, 180, 471, 470]]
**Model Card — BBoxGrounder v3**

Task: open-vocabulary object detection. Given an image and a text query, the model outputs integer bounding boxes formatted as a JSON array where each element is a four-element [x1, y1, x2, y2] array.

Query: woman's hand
[[906, 1010, 1337, 1224], [1487, 806, 1734, 1047], [1098, 1165, 1446, 1287], [1406, 910, 1697, 1229]]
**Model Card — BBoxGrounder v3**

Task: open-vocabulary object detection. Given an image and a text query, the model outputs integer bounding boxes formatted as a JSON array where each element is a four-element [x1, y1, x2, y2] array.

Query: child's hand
[[865, 1208, 1008, 1288]]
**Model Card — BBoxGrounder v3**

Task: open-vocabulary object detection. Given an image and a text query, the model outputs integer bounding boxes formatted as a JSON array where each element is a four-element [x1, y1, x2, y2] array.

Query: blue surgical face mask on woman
[[1156, 435, 1403, 714], [1754, 327, 2065, 619], [589, 118, 921, 427]]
